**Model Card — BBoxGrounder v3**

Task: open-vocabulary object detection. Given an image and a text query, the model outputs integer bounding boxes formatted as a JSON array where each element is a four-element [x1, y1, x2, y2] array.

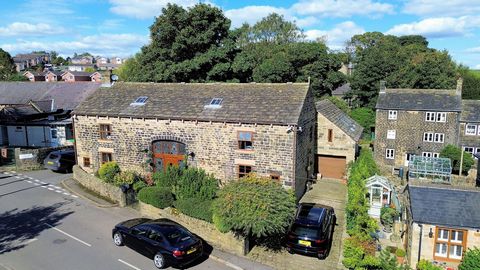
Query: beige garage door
[[318, 155, 347, 179]]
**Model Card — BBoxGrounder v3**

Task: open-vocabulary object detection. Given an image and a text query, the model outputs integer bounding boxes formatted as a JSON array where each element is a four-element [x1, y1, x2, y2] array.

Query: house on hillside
[[0, 82, 102, 148], [459, 100, 480, 157], [315, 99, 363, 179], [406, 185, 480, 269], [374, 81, 462, 168], [71, 56, 93, 65], [23, 71, 46, 82], [73, 82, 316, 200], [45, 71, 64, 82], [61, 71, 102, 82], [68, 64, 96, 72]]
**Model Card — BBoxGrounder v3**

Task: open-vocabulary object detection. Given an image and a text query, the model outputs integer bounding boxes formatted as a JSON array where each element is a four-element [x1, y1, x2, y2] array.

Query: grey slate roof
[[332, 83, 351, 96], [316, 99, 363, 141], [73, 82, 310, 125], [409, 186, 480, 229], [460, 100, 480, 123], [0, 82, 102, 110], [63, 71, 95, 77], [376, 88, 461, 112]]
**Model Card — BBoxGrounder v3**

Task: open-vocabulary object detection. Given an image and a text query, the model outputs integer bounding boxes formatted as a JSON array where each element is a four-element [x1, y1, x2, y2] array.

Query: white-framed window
[[451, 230, 464, 243], [433, 152, 440, 158], [426, 112, 436, 122], [438, 229, 449, 241], [434, 133, 444, 143], [463, 147, 474, 154], [422, 152, 432, 158], [424, 132, 434, 142], [449, 245, 463, 259], [436, 112, 447, 122], [387, 130, 396, 139], [435, 243, 448, 257], [386, 149, 395, 159], [466, 124, 477, 135], [388, 110, 397, 120]]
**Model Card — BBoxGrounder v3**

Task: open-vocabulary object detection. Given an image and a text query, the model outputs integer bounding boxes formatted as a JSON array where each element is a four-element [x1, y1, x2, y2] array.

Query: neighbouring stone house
[[459, 100, 480, 157], [406, 185, 480, 269], [23, 71, 46, 82], [315, 99, 363, 179], [374, 82, 462, 169], [73, 82, 316, 200]]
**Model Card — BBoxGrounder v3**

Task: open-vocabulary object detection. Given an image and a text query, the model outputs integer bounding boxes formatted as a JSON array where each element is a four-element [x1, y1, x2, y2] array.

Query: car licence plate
[[298, 240, 311, 247], [47, 161, 54, 165], [187, 247, 197, 254]]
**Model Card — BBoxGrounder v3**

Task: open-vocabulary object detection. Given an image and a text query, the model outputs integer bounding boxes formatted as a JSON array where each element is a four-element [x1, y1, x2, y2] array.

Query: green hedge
[[138, 186, 174, 209], [113, 170, 138, 187], [98, 161, 120, 183], [132, 181, 147, 193], [174, 198, 213, 223], [173, 167, 218, 201], [153, 166, 181, 189]]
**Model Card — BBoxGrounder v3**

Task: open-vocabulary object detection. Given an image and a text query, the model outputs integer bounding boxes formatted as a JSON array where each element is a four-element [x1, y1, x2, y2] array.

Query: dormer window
[[130, 96, 148, 106]]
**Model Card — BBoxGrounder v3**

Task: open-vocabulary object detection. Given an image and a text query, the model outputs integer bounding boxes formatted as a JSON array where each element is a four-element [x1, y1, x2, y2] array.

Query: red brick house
[[61, 71, 102, 82], [23, 71, 46, 82]]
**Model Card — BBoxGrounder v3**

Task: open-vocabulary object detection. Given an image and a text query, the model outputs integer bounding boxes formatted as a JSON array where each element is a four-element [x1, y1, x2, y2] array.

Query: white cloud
[[305, 21, 365, 49], [475, 64, 480, 69], [386, 16, 480, 38], [403, 0, 480, 17], [2, 33, 149, 57], [108, 0, 198, 19], [0, 22, 65, 36], [466, 47, 480, 53], [292, 0, 394, 18]]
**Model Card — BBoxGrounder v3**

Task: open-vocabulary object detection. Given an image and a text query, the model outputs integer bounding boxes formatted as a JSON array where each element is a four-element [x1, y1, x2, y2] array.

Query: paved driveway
[[247, 178, 347, 270]]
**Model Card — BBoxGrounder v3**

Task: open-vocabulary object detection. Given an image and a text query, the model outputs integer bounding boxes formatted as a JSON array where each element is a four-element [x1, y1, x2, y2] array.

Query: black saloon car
[[43, 149, 75, 172], [286, 203, 335, 259], [112, 218, 203, 269]]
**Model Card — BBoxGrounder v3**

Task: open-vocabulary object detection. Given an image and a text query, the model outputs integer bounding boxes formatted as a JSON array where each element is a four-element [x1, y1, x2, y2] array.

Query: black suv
[[285, 203, 335, 259], [43, 149, 75, 172]]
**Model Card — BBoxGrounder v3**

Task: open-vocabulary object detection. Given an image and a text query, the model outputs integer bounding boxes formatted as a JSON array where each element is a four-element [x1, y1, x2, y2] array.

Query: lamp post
[[459, 146, 464, 176]]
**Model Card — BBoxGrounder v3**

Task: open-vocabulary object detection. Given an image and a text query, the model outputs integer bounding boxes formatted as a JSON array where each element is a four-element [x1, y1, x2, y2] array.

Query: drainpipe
[[292, 124, 297, 201], [417, 224, 423, 263]]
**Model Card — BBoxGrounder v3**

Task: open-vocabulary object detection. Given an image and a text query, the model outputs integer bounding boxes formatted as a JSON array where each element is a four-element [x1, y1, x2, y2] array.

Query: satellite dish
[[110, 74, 119, 82]]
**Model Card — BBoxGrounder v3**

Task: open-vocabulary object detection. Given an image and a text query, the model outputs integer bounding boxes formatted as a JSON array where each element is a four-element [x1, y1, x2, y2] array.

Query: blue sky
[[1, 0, 479, 68]]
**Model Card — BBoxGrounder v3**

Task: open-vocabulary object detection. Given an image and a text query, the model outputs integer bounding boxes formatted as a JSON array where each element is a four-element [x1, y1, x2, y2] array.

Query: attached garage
[[317, 155, 346, 179]]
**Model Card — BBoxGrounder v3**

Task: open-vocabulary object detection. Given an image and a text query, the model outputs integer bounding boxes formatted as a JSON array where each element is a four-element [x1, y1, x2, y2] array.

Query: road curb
[[208, 254, 245, 270], [60, 179, 119, 208]]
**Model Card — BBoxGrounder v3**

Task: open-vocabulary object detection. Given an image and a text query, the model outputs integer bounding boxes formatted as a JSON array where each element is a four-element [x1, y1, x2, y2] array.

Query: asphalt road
[[0, 170, 232, 270]]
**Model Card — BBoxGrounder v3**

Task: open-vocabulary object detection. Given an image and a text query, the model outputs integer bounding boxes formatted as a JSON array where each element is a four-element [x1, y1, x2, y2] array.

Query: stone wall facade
[[408, 222, 480, 269], [374, 109, 460, 168], [316, 113, 357, 163], [135, 201, 245, 256], [459, 122, 480, 154], [73, 165, 135, 207], [15, 146, 72, 171], [74, 114, 313, 199]]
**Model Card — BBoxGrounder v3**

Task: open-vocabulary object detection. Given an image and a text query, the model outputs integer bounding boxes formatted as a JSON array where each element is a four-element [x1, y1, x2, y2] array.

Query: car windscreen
[[291, 224, 318, 238], [163, 226, 192, 245]]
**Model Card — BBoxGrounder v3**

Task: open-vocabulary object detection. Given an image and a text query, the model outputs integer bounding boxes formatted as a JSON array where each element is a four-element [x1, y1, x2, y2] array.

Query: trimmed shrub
[[417, 259, 442, 270], [138, 186, 174, 209], [459, 247, 480, 270], [173, 167, 218, 201], [132, 181, 147, 193], [98, 161, 120, 183], [440, 144, 475, 175], [153, 166, 182, 189], [395, 248, 406, 257], [213, 213, 230, 233], [174, 198, 213, 222], [113, 170, 138, 187]]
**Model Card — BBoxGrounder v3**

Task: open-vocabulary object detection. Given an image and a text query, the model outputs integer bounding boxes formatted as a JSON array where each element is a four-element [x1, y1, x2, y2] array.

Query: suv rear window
[[163, 227, 191, 245], [291, 224, 318, 238]]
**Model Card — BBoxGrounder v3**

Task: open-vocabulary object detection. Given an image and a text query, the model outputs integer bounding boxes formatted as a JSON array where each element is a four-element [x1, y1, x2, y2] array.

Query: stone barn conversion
[[73, 82, 316, 199]]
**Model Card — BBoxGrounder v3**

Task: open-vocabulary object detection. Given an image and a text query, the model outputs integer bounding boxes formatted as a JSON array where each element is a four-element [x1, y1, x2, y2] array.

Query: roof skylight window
[[130, 96, 148, 106], [210, 98, 223, 106]]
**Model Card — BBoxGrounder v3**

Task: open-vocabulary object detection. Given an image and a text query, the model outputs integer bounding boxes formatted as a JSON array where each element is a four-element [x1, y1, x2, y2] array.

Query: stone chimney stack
[[456, 77, 463, 96], [379, 80, 386, 94]]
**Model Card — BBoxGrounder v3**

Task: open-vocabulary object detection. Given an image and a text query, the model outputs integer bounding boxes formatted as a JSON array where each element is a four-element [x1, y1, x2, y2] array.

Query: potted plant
[[380, 207, 398, 233], [395, 248, 406, 264]]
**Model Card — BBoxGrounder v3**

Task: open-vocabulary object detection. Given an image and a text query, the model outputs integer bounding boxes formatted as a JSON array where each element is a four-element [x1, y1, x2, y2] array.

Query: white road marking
[[28, 177, 34, 179], [71, 195, 78, 198], [15, 176, 21, 179], [3, 172, 9, 174], [47, 188, 54, 191], [24, 238, 38, 244], [26, 180, 33, 184], [40, 181, 47, 184], [63, 192, 70, 196], [41, 186, 47, 188], [118, 259, 142, 270], [48, 184, 56, 188], [55, 190, 62, 193], [33, 183, 40, 186], [45, 224, 92, 247], [34, 179, 40, 182]]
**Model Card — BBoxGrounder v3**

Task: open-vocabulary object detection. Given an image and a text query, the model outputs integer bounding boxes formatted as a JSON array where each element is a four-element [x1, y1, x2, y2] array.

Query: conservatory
[[407, 156, 452, 184], [365, 175, 400, 218]]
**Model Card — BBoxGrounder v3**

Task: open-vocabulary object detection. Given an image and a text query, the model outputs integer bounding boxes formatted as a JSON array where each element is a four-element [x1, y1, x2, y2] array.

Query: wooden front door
[[152, 140, 186, 172]]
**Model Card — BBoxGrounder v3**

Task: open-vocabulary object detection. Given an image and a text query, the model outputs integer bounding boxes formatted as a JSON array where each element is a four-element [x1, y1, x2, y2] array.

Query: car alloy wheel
[[154, 253, 165, 269], [113, 232, 123, 246]]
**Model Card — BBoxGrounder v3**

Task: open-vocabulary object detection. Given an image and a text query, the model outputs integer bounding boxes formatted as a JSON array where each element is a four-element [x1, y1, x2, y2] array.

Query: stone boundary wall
[[73, 165, 135, 207], [134, 201, 245, 256], [15, 146, 72, 171]]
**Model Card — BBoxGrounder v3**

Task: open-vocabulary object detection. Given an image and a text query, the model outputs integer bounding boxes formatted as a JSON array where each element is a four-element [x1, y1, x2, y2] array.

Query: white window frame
[[422, 152, 432, 158], [424, 132, 434, 142], [433, 152, 440, 158], [450, 230, 464, 243], [434, 133, 444, 143], [465, 124, 477, 135], [426, 112, 436, 122], [436, 112, 446, 122], [463, 147, 474, 155], [438, 229, 449, 241], [435, 243, 448, 257], [387, 130, 396, 139], [388, 110, 397, 120], [386, 149, 395, 159], [449, 244, 463, 259]]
